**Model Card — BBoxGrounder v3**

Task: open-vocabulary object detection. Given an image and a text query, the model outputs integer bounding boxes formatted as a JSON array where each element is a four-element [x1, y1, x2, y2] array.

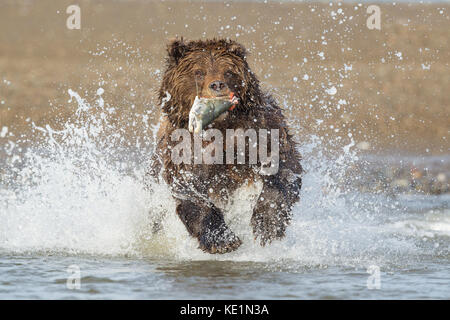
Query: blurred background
[[0, 0, 449, 194]]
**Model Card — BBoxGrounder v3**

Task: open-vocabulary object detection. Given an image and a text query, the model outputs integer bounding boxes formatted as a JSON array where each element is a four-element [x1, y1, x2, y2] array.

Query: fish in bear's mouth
[[188, 92, 239, 133]]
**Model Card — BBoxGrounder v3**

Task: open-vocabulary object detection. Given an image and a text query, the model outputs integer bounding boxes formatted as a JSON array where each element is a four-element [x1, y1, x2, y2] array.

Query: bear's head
[[159, 38, 263, 127]]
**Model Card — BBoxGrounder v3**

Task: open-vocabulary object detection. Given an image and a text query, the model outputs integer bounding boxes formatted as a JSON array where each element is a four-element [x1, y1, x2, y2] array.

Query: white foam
[[390, 210, 450, 238]]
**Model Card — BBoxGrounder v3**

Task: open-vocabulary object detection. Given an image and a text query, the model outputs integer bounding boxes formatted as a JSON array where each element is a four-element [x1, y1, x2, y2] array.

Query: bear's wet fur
[[148, 38, 302, 254]]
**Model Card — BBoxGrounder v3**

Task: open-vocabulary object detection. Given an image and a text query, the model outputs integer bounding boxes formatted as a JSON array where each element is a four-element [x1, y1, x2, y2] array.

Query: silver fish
[[188, 95, 239, 133]]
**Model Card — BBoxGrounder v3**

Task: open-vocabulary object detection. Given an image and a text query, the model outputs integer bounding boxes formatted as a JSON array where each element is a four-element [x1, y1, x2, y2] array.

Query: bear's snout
[[208, 80, 228, 95]]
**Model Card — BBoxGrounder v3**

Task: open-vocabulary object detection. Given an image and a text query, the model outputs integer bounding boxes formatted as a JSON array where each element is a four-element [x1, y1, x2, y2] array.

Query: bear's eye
[[194, 70, 204, 78]]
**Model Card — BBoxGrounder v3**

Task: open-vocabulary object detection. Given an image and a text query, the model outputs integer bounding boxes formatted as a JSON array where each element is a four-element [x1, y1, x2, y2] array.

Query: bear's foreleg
[[176, 199, 242, 254], [251, 170, 301, 246]]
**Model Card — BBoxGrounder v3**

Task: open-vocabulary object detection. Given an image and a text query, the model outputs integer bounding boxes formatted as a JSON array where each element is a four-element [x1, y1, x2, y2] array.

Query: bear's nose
[[209, 80, 228, 94]]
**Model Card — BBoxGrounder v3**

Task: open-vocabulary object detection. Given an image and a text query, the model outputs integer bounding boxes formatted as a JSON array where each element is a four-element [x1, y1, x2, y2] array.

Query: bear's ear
[[167, 38, 188, 65], [229, 42, 247, 59]]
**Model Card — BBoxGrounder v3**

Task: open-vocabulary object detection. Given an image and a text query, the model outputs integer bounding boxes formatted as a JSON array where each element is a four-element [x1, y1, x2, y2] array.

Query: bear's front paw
[[198, 226, 242, 254]]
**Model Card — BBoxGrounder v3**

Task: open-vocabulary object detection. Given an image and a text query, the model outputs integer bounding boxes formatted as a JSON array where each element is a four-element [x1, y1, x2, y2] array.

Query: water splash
[[0, 89, 447, 269]]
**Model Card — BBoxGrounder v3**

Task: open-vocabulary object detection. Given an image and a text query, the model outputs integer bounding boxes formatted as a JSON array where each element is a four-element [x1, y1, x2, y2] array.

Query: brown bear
[[147, 38, 302, 254]]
